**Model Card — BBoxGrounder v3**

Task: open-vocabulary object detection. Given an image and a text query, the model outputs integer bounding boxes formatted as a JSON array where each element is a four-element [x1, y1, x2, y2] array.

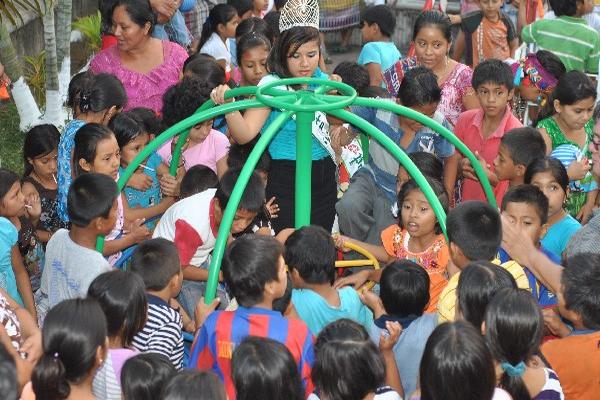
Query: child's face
[[87, 136, 121, 180], [555, 97, 595, 132], [529, 171, 567, 219], [99, 198, 119, 235], [219, 16, 240, 39], [493, 143, 518, 181], [398, 101, 438, 133], [519, 80, 544, 103], [476, 82, 513, 119], [231, 209, 258, 234], [0, 181, 25, 218], [286, 40, 320, 79], [578, 0, 594, 15], [400, 189, 437, 238], [253, 0, 269, 12], [120, 133, 150, 167], [478, 0, 503, 20], [502, 202, 545, 245], [361, 21, 376, 43], [28, 149, 58, 181], [189, 120, 214, 144], [240, 45, 269, 86], [274, 255, 288, 298], [413, 26, 450, 72]]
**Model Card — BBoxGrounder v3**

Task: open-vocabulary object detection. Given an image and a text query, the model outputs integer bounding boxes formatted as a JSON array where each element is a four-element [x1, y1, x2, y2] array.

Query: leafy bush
[[72, 10, 101, 53]]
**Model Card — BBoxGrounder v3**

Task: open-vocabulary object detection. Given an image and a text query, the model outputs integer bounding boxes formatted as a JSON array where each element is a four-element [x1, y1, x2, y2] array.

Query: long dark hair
[[73, 123, 116, 177], [31, 298, 107, 400], [75, 73, 127, 116], [23, 124, 60, 177], [198, 4, 238, 50], [524, 156, 569, 194], [268, 26, 320, 79], [0, 168, 20, 207]]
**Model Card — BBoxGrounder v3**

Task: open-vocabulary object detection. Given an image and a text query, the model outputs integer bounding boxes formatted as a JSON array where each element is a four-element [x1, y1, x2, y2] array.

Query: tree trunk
[[43, 1, 64, 126], [0, 24, 42, 130], [55, 0, 71, 98]]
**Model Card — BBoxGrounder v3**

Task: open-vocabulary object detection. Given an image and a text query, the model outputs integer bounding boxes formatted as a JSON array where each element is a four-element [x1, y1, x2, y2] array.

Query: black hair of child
[[130, 238, 181, 291], [549, 0, 579, 17], [180, 165, 219, 199], [524, 157, 569, 194], [66, 71, 93, 111], [362, 85, 390, 98], [76, 73, 127, 115], [564, 253, 600, 329], [215, 168, 265, 213], [264, 11, 281, 44], [235, 16, 269, 40], [274, 0, 287, 10], [109, 112, 144, 150], [472, 58, 515, 91], [268, 26, 320, 79], [456, 261, 517, 330], [67, 173, 118, 228], [500, 127, 547, 170], [236, 32, 272, 71], [127, 108, 162, 137], [110, 0, 156, 34], [161, 77, 214, 129], [420, 321, 496, 400], [121, 353, 176, 400], [397, 177, 449, 234], [227, 137, 272, 173], [87, 270, 148, 348], [285, 225, 337, 285], [412, 10, 452, 42], [484, 288, 544, 400], [0, 342, 17, 400], [362, 5, 396, 38], [222, 235, 284, 307], [272, 272, 293, 314], [312, 320, 386, 400], [380, 259, 430, 318], [536, 50, 567, 81], [536, 70, 597, 124], [446, 201, 502, 262], [501, 184, 549, 225], [316, 319, 370, 349], [333, 61, 370, 97], [405, 151, 444, 182], [182, 55, 226, 90], [198, 4, 238, 50], [72, 123, 116, 177], [0, 169, 19, 207], [31, 298, 107, 400], [227, 0, 253, 18], [23, 124, 60, 177], [398, 66, 442, 106], [232, 336, 304, 400], [163, 370, 227, 400]]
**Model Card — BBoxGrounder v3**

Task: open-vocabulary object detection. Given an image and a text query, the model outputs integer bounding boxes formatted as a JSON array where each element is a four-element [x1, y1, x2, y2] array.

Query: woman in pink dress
[[90, 0, 188, 114]]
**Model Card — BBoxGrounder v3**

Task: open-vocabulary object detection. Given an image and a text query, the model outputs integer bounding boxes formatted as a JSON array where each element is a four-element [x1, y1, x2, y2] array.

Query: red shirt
[[455, 106, 522, 202]]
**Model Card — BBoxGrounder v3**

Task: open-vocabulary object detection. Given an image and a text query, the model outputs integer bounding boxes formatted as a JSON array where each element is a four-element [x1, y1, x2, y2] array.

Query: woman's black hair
[[535, 50, 566, 81], [23, 124, 60, 177], [198, 4, 238, 50], [420, 321, 496, 400], [77, 73, 127, 115], [73, 123, 116, 177], [398, 66, 442, 106], [236, 32, 271, 68], [456, 261, 517, 330], [66, 71, 93, 111], [232, 336, 303, 400], [182, 54, 226, 89], [111, 0, 156, 35], [108, 112, 144, 150], [412, 10, 452, 43], [87, 270, 148, 348], [162, 370, 226, 400], [397, 177, 449, 234], [235, 16, 269, 40], [127, 108, 162, 137], [484, 288, 544, 400], [536, 70, 597, 124], [264, 11, 281, 44], [31, 298, 107, 400], [0, 168, 20, 205], [121, 353, 176, 400], [313, 319, 386, 400], [524, 156, 569, 194], [268, 26, 320, 79]]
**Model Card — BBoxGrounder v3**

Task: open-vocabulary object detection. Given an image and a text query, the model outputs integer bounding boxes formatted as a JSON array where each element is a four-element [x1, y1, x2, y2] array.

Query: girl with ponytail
[[484, 288, 564, 400], [198, 4, 240, 74]]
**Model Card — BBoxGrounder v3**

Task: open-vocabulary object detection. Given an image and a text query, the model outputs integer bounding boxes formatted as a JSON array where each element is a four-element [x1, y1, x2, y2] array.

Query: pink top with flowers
[[90, 41, 188, 113]]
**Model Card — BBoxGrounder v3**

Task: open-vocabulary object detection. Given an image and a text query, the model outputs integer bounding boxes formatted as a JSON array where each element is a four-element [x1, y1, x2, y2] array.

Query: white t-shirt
[[199, 32, 231, 70]]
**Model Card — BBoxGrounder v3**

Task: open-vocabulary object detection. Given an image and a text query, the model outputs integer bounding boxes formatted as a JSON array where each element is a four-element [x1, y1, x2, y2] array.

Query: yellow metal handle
[[334, 241, 380, 291]]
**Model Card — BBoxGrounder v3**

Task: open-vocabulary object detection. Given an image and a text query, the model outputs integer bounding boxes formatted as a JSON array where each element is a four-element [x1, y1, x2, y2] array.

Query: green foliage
[[0, 101, 25, 174], [0, 0, 43, 26], [23, 51, 46, 106], [72, 11, 101, 53]]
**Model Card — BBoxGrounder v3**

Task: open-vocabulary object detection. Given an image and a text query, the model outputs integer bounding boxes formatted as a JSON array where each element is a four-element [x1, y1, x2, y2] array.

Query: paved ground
[[324, 45, 362, 73]]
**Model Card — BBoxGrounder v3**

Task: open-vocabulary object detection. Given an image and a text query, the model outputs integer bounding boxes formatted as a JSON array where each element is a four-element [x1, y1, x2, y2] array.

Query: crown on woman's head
[[279, 0, 320, 33]]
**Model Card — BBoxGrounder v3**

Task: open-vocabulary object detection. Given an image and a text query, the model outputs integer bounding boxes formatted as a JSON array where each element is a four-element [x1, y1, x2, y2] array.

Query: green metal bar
[[294, 106, 314, 227]]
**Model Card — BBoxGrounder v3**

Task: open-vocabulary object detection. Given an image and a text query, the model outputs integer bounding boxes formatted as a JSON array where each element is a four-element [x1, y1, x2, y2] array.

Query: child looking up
[[453, 0, 518, 67], [188, 235, 315, 400], [286, 225, 373, 335], [536, 71, 597, 222], [492, 127, 547, 204], [358, 5, 401, 87], [522, 0, 600, 73], [198, 4, 240, 73], [88, 270, 147, 400], [453, 59, 522, 203], [525, 157, 581, 258]]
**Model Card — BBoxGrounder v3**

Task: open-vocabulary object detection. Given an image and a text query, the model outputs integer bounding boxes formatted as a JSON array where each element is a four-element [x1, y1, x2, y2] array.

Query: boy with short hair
[[130, 238, 185, 370], [189, 235, 315, 400], [452, 59, 522, 203], [492, 127, 547, 204], [286, 225, 373, 335], [152, 169, 265, 316], [37, 173, 115, 321], [453, 0, 519, 67], [358, 5, 401, 87]]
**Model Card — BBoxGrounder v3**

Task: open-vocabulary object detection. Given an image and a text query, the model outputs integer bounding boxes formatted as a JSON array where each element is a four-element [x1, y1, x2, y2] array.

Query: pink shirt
[[157, 129, 230, 173], [90, 41, 188, 113], [455, 106, 522, 202]]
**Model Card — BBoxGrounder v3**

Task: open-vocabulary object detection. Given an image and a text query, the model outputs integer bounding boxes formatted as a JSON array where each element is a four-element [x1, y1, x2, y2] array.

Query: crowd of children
[[3, 0, 600, 399]]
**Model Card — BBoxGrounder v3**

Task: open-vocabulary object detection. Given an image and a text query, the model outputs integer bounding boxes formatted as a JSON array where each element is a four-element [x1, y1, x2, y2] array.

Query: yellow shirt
[[437, 259, 530, 323]]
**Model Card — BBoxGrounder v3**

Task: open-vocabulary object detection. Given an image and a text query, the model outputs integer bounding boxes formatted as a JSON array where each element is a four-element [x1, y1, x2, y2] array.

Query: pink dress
[[157, 129, 230, 173], [90, 41, 188, 113]]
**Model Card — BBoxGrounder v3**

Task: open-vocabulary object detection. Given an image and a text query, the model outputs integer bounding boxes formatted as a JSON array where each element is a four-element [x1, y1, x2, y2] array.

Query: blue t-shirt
[[351, 104, 454, 202], [120, 152, 162, 230], [358, 42, 401, 77], [0, 218, 22, 306], [291, 286, 373, 335], [541, 214, 581, 258], [57, 119, 86, 223]]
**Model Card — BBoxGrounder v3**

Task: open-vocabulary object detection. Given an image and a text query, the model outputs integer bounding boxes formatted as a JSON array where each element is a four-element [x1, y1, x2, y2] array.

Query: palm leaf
[[0, 0, 43, 25]]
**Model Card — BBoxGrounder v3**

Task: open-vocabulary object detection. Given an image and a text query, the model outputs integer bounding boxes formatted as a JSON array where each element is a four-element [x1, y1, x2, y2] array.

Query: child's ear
[[481, 320, 486, 335], [507, 88, 515, 101], [540, 223, 549, 239], [78, 158, 92, 173], [515, 163, 526, 177], [553, 99, 562, 114], [217, 22, 226, 36], [290, 268, 302, 285], [92, 216, 105, 232]]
